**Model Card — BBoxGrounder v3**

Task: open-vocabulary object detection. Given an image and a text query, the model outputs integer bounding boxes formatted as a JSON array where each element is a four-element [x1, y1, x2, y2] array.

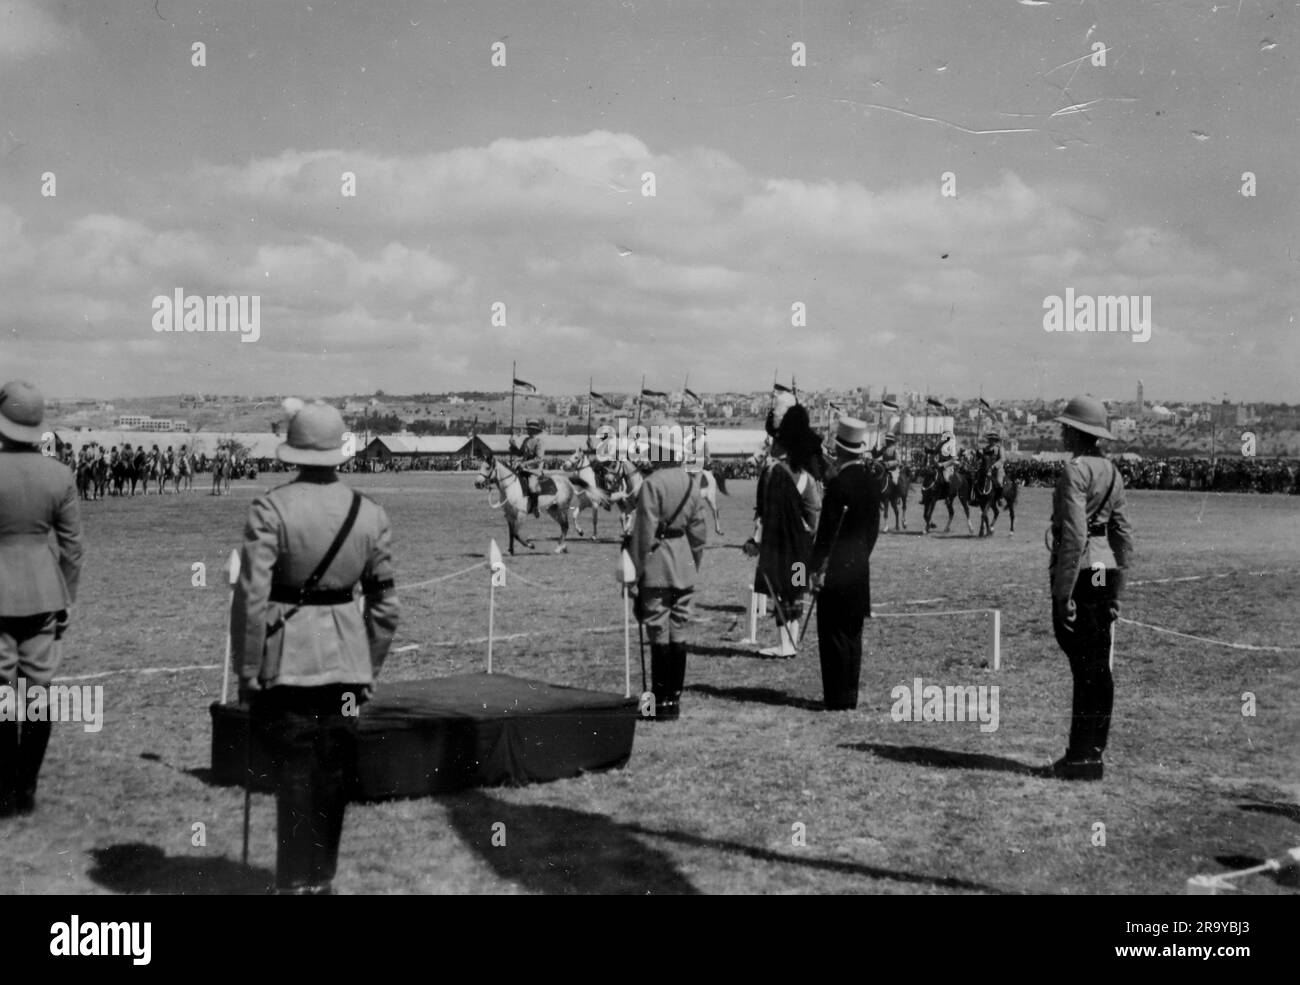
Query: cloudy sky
[[1, 0, 1296, 402]]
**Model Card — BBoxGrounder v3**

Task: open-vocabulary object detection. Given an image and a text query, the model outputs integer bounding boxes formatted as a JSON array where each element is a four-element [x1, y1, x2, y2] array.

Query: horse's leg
[[571, 503, 585, 538], [943, 497, 955, 533], [550, 503, 568, 553]]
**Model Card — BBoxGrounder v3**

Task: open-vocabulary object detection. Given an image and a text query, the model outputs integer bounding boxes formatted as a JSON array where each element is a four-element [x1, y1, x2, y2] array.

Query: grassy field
[[4, 473, 1299, 895]]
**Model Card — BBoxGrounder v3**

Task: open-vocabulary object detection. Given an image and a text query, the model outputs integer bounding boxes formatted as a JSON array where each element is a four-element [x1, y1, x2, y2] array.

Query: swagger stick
[[758, 568, 792, 644], [801, 505, 848, 643]]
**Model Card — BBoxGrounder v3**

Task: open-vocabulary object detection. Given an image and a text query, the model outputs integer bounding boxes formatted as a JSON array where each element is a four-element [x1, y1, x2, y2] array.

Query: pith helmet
[[277, 399, 349, 466], [1054, 394, 1113, 440], [0, 380, 45, 444]]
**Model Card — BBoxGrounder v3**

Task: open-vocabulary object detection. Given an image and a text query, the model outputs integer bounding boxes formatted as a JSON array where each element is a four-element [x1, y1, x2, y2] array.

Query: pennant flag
[[590, 389, 610, 405], [683, 388, 702, 405], [641, 388, 668, 399], [979, 397, 992, 410], [773, 382, 794, 393], [880, 399, 900, 411], [617, 549, 638, 586], [927, 397, 946, 409], [489, 539, 504, 573], [513, 378, 537, 393], [828, 401, 844, 412]]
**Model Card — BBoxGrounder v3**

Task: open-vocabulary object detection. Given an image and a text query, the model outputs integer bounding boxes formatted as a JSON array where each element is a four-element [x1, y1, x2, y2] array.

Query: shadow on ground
[[622, 823, 1009, 894], [1237, 801, 1300, 825], [445, 789, 699, 894], [843, 742, 1043, 777], [689, 683, 824, 711], [87, 843, 272, 894]]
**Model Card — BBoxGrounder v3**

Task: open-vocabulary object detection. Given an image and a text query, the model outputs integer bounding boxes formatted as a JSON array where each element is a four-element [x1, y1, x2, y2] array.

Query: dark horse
[[919, 464, 974, 535], [877, 462, 910, 532], [970, 463, 1018, 537], [76, 456, 109, 501]]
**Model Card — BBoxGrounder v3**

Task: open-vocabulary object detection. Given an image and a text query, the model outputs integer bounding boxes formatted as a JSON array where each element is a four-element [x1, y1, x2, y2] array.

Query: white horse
[[562, 450, 613, 538], [691, 466, 727, 536], [475, 455, 579, 554]]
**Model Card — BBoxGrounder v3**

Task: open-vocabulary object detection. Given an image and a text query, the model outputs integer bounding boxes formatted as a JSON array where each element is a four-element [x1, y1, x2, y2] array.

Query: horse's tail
[[712, 470, 728, 495]]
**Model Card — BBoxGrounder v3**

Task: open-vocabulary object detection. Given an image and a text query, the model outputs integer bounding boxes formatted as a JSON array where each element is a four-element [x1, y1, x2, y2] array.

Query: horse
[[562, 450, 613, 539], [693, 467, 727, 535], [877, 462, 910, 532], [603, 458, 645, 536], [475, 455, 578, 554], [919, 463, 974, 535], [178, 454, 194, 492], [142, 453, 166, 494], [970, 462, 1018, 537], [168, 456, 185, 494], [210, 455, 231, 496], [76, 455, 109, 500]]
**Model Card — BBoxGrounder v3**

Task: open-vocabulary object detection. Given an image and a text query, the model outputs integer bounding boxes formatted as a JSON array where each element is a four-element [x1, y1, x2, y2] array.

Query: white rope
[[395, 560, 487, 592], [871, 607, 993, 619], [54, 663, 220, 682], [1117, 617, 1300, 652]]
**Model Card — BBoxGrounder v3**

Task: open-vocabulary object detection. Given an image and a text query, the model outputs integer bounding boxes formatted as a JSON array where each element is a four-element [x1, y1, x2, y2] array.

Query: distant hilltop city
[[42, 381, 1300, 458]]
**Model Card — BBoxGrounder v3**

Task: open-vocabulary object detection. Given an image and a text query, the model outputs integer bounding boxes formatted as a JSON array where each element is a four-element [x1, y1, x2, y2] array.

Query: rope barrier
[[395, 560, 487, 592], [1117, 617, 1300, 653]]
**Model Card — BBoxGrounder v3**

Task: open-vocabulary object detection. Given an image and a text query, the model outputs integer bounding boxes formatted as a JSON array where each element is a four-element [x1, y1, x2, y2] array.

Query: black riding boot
[[15, 719, 52, 811], [644, 644, 676, 721], [0, 719, 18, 816], [665, 641, 687, 720]]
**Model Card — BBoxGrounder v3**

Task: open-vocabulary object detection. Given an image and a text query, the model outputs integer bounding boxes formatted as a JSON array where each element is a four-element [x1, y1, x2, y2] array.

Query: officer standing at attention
[[0, 381, 83, 817], [231, 399, 400, 893], [509, 419, 545, 517], [628, 428, 708, 721], [808, 418, 881, 711], [1047, 395, 1133, 781]]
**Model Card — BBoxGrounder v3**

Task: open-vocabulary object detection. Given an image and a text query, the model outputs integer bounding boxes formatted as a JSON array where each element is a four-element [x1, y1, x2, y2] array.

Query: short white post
[[220, 548, 240, 704], [1109, 622, 1115, 671], [740, 591, 762, 644], [989, 608, 1001, 671], [488, 539, 505, 674]]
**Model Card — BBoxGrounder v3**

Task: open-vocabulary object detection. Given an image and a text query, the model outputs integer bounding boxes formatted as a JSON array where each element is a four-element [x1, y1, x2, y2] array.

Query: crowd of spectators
[[1005, 456, 1299, 493]]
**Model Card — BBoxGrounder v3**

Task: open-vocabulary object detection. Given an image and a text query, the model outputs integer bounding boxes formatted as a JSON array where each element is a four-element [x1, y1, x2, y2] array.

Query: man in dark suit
[[0, 380, 83, 816], [808, 418, 881, 711], [232, 398, 400, 893]]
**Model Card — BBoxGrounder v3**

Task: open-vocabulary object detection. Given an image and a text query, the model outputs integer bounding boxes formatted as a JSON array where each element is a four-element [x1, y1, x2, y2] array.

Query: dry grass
[[3, 474, 1298, 895]]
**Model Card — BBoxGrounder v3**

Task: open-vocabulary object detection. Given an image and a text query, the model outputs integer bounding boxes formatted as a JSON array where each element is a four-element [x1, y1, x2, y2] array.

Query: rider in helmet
[[508, 419, 545, 517], [873, 433, 902, 480], [981, 432, 1006, 491], [928, 431, 957, 483]]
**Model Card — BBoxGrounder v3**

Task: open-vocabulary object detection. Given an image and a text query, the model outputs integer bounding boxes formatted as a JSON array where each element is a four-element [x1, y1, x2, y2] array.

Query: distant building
[[115, 415, 184, 432], [1210, 401, 1246, 428]]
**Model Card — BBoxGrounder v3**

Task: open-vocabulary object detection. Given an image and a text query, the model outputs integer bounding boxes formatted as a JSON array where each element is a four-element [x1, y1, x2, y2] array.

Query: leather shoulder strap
[[302, 490, 362, 595]]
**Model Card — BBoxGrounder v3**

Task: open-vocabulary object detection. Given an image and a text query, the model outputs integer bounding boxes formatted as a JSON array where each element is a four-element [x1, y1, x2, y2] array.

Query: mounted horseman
[[919, 429, 974, 534], [508, 419, 546, 518], [972, 431, 1019, 536], [871, 433, 910, 531]]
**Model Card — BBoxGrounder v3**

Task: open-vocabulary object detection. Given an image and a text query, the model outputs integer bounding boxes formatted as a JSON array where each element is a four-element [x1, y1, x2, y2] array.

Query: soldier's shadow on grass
[[688, 683, 824, 712], [1237, 801, 1300, 825], [621, 822, 1008, 894], [690, 643, 777, 660], [87, 843, 272, 895], [844, 742, 1042, 777], [444, 788, 699, 894]]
